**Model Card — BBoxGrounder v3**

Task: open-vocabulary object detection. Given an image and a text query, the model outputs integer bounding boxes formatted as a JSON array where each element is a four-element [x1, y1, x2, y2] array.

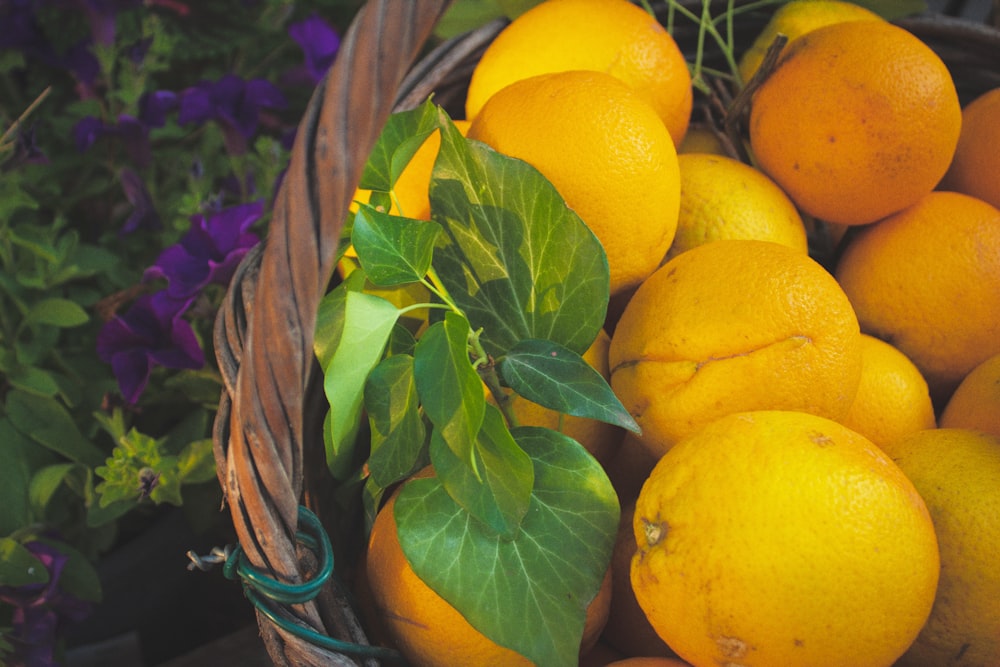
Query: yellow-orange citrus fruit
[[834, 191, 1000, 401], [366, 477, 613, 667], [488, 329, 624, 466], [666, 153, 808, 261], [749, 20, 961, 226], [609, 240, 862, 455], [604, 502, 678, 660], [464, 0, 693, 145], [880, 428, 1000, 666], [940, 352, 1000, 438], [632, 410, 940, 667], [738, 0, 883, 83], [839, 333, 936, 447], [606, 657, 693, 667], [468, 70, 681, 296], [939, 86, 1000, 210], [676, 126, 726, 156]]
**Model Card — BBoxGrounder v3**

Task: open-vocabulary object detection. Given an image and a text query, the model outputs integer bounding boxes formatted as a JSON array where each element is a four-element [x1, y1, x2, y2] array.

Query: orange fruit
[[468, 70, 681, 296], [464, 0, 693, 145], [488, 329, 624, 466], [609, 240, 862, 455], [834, 191, 1000, 401], [366, 475, 613, 667], [939, 87, 1000, 210], [940, 352, 1000, 438], [737, 0, 883, 83], [606, 658, 693, 667], [839, 333, 936, 447], [632, 410, 940, 667], [666, 153, 808, 261], [880, 428, 1000, 666], [749, 20, 961, 226]]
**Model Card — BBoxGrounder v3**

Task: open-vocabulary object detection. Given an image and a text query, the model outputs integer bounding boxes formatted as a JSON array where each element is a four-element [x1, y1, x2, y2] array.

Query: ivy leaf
[[395, 426, 619, 667], [0, 538, 49, 587], [429, 402, 533, 538], [359, 98, 440, 192], [320, 289, 400, 478], [500, 339, 640, 433], [365, 354, 427, 488], [352, 204, 442, 286], [413, 312, 484, 476], [430, 109, 609, 359]]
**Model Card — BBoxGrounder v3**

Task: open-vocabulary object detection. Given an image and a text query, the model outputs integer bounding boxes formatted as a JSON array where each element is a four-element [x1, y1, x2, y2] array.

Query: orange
[[666, 153, 808, 261], [366, 475, 613, 667], [609, 240, 862, 455], [880, 428, 1000, 666], [738, 0, 883, 83], [464, 0, 693, 145], [468, 70, 681, 296], [749, 20, 961, 226], [606, 658, 693, 667], [839, 333, 936, 447], [487, 329, 624, 466], [940, 352, 1000, 437], [834, 191, 1000, 402], [939, 87, 1000, 210], [632, 410, 940, 667]]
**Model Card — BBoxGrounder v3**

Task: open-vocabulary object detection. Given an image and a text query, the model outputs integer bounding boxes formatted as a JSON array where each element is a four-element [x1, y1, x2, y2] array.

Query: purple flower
[[138, 90, 178, 128], [288, 13, 340, 85], [73, 114, 152, 167], [97, 292, 204, 403], [0, 541, 92, 667], [70, 0, 143, 47], [144, 201, 263, 300], [119, 168, 161, 235], [178, 74, 287, 154]]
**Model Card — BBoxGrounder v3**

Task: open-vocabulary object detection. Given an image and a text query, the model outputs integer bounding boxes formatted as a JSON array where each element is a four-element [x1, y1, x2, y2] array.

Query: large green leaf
[[395, 426, 619, 667], [429, 403, 533, 538], [0, 538, 48, 587], [0, 420, 33, 535], [359, 99, 440, 193], [413, 311, 484, 475], [429, 111, 609, 358], [24, 298, 89, 328], [352, 204, 442, 287], [365, 354, 427, 488], [321, 289, 401, 478], [500, 339, 640, 433], [5, 390, 104, 467]]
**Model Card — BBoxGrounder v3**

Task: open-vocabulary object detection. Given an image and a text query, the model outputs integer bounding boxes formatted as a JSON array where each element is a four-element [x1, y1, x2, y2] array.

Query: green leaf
[[29, 463, 80, 516], [4, 363, 60, 397], [359, 99, 440, 192], [5, 390, 105, 467], [314, 268, 367, 369], [321, 290, 400, 478], [35, 537, 102, 602], [413, 312, 484, 475], [176, 439, 217, 485], [0, 538, 49, 587], [365, 354, 427, 488], [500, 339, 640, 433], [429, 403, 533, 537], [430, 110, 609, 359], [352, 204, 442, 286], [24, 298, 89, 328], [395, 426, 619, 667], [0, 422, 33, 535]]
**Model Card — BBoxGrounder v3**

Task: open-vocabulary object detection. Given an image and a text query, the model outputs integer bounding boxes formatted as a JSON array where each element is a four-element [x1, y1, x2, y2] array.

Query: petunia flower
[[177, 74, 287, 154], [119, 167, 161, 235], [0, 540, 92, 667], [287, 12, 341, 85], [72, 114, 152, 167], [144, 200, 263, 299], [96, 292, 204, 403], [137, 89, 178, 128]]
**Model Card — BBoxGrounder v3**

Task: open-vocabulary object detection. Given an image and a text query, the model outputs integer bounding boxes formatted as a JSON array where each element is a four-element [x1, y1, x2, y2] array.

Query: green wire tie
[[219, 505, 405, 662]]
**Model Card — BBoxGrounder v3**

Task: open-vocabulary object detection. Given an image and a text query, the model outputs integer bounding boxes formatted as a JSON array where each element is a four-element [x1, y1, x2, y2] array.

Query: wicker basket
[[210, 2, 1000, 665]]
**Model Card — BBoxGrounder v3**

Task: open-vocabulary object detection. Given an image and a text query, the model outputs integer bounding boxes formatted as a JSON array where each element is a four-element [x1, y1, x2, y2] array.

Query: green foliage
[[315, 99, 626, 663]]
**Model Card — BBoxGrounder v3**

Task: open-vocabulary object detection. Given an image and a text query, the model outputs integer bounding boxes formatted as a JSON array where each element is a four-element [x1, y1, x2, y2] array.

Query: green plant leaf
[[24, 298, 89, 328], [176, 439, 217, 485], [359, 98, 440, 193], [36, 537, 102, 602], [429, 402, 533, 537], [0, 422, 33, 535], [5, 390, 105, 467], [0, 538, 48, 587], [321, 290, 400, 478], [413, 311, 484, 475], [4, 363, 60, 397], [29, 463, 80, 517], [365, 354, 427, 488], [314, 268, 367, 369], [500, 339, 640, 433], [352, 204, 442, 286], [430, 110, 609, 359], [395, 426, 619, 667]]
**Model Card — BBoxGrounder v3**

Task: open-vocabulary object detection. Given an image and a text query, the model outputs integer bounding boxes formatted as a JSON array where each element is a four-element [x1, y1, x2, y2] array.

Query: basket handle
[[212, 2, 451, 664]]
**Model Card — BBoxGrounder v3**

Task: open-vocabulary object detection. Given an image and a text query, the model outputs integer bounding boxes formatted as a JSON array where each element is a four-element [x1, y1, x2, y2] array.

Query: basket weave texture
[[210, 2, 1000, 665]]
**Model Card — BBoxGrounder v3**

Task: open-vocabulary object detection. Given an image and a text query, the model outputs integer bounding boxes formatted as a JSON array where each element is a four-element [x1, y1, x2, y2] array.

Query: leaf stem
[[422, 266, 462, 315]]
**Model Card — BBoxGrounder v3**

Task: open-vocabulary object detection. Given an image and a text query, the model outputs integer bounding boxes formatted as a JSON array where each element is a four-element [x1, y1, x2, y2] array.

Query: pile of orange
[[355, 1, 1000, 665]]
